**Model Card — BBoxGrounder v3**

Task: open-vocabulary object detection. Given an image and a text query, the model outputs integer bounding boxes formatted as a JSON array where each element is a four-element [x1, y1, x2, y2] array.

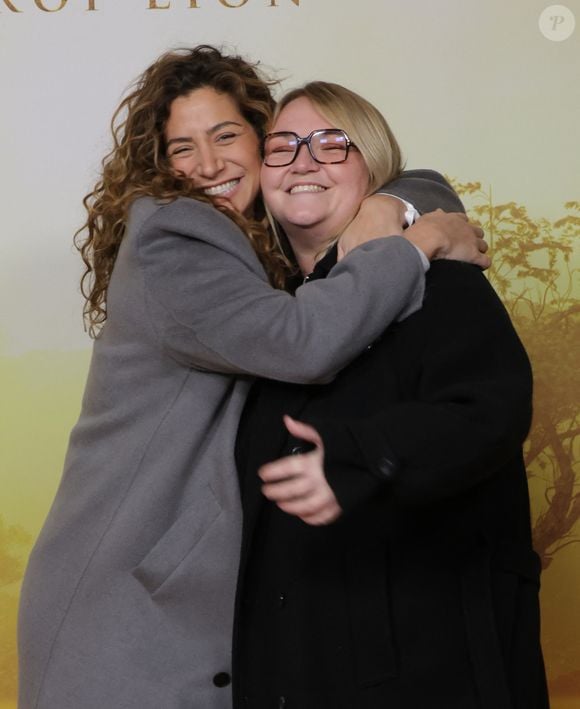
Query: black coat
[[234, 257, 549, 709]]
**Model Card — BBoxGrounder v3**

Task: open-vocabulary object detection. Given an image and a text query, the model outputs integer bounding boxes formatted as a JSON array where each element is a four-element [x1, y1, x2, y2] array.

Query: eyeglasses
[[263, 129, 356, 167]]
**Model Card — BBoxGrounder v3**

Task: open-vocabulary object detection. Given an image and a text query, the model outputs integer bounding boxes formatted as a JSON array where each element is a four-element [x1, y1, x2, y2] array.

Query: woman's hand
[[337, 196, 490, 270], [404, 210, 490, 269], [258, 415, 342, 526], [337, 194, 407, 260]]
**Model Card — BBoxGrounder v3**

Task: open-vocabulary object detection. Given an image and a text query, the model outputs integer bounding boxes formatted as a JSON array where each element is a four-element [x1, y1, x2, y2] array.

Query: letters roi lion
[[2, 0, 299, 11]]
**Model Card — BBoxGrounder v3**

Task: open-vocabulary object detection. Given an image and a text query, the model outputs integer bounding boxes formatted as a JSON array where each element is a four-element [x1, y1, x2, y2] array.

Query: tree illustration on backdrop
[[450, 179, 580, 569], [0, 516, 31, 700]]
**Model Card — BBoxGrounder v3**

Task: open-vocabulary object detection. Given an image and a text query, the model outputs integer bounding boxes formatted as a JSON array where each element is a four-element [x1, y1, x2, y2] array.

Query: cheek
[[241, 136, 263, 181], [248, 154, 263, 186], [339, 164, 369, 204], [260, 166, 279, 203], [169, 156, 193, 178]]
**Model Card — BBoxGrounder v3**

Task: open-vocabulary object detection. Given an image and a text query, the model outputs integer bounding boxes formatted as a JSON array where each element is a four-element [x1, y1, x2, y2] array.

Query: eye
[[318, 136, 347, 151], [265, 137, 296, 153], [169, 145, 194, 157], [216, 132, 238, 144]]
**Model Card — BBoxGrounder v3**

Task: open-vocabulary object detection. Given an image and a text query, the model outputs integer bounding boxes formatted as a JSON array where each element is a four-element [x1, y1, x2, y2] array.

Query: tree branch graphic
[[450, 180, 580, 569]]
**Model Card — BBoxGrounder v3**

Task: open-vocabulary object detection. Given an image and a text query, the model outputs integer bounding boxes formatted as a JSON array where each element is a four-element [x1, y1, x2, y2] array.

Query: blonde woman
[[234, 83, 547, 709]]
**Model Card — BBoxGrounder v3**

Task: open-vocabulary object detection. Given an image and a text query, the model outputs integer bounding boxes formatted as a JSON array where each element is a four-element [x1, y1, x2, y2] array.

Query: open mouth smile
[[289, 184, 326, 195], [203, 178, 240, 197]]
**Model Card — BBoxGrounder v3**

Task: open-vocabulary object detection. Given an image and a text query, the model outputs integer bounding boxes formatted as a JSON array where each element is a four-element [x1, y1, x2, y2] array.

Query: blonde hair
[[274, 81, 403, 194], [267, 81, 404, 270]]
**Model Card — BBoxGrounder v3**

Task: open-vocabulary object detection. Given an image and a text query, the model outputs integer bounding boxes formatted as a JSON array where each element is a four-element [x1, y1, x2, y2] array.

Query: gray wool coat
[[18, 171, 462, 709]]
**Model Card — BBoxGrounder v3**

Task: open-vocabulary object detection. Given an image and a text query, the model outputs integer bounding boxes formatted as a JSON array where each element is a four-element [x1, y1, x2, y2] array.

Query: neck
[[285, 226, 336, 276]]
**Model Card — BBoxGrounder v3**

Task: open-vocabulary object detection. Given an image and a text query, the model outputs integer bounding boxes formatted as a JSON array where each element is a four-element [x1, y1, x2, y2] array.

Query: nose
[[291, 142, 319, 173], [195, 143, 225, 179]]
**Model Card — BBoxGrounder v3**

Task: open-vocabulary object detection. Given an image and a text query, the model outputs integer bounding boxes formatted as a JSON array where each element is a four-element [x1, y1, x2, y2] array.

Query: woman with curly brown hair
[[18, 46, 486, 709]]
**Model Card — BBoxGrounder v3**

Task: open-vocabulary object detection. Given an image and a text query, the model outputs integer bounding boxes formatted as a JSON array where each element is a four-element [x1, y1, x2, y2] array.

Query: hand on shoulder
[[404, 210, 491, 269]]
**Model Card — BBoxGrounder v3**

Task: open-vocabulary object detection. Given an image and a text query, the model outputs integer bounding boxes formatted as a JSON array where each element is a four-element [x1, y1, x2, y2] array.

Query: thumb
[[283, 415, 322, 448]]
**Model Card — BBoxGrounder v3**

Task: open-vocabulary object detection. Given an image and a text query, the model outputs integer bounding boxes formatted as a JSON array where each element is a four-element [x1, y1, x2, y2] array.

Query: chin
[[230, 198, 249, 216], [287, 212, 325, 228]]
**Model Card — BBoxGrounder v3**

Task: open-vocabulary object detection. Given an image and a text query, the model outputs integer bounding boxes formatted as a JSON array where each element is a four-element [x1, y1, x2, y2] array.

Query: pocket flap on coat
[[132, 485, 222, 596]]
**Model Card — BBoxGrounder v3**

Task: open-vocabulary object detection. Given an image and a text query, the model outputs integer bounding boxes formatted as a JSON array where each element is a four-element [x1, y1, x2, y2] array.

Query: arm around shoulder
[[379, 169, 465, 214], [137, 198, 426, 383]]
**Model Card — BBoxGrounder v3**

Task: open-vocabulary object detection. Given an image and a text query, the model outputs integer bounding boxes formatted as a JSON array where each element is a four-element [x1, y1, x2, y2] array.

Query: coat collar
[[308, 245, 339, 282]]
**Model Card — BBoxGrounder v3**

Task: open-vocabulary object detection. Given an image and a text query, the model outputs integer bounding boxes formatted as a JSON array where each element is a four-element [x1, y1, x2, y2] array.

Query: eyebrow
[[166, 121, 244, 149]]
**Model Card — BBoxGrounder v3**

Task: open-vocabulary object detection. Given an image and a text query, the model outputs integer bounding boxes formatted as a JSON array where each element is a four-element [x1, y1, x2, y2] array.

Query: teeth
[[203, 179, 239, 196], [290, 184, 326, 194]]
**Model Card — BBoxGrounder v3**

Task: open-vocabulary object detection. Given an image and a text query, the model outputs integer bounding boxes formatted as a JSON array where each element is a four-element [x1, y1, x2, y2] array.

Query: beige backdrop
[[1, 1, 579, 707]]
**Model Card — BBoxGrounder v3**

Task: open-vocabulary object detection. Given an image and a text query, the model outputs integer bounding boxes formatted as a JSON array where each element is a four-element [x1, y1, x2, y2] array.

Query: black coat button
[[290, 440, 316, 455], [213, 672, 231, 687], [377, 456, 395, 479]]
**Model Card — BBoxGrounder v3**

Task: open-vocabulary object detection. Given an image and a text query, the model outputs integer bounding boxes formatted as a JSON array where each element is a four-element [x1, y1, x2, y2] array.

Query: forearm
[[340, 171, 488, 268], [140, 198, 425, 383], [306, 264, 532, 507], [315, 384, 531, 508], [379, 169, 465, 214]]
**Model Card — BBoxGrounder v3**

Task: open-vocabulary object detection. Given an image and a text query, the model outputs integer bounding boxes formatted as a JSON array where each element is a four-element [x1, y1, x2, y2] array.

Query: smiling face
[[260, 96, 370, 248], [165, 86, 262, 217]]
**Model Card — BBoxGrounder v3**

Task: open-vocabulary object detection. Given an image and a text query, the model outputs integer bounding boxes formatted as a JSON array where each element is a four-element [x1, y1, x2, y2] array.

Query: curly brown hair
[[75, 45, 292, 337]]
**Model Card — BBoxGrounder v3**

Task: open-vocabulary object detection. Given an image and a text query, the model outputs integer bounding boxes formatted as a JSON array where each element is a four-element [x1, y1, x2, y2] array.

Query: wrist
[[381, 219, 406, 237], [403, 229, 441, 261], [361, 194, 407, 229]]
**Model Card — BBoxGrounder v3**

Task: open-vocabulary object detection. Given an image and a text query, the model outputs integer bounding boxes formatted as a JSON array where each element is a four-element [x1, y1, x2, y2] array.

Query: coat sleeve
[[378, 169, 465, 214], [137, 197, 425, 383], [312, 262, 533, 508]]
